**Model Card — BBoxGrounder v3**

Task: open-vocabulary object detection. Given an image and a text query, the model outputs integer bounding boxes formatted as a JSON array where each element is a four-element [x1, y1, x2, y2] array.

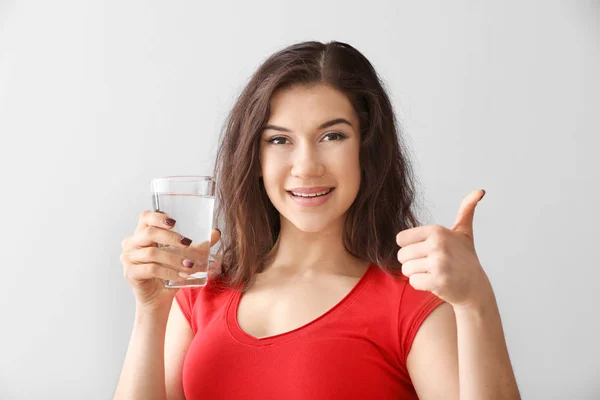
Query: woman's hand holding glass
[[120, 210, 221, 311]]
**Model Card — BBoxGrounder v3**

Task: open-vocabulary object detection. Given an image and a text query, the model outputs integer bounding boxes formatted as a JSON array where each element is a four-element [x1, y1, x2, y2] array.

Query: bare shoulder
[[164, 297, 194, 400], [406, 302, 459, 400]]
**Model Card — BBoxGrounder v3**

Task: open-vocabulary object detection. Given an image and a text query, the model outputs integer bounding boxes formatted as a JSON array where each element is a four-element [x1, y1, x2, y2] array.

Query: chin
[[273, 191, 355, 234], [291, 221, 330, 233], [283, 213, 341, 234]]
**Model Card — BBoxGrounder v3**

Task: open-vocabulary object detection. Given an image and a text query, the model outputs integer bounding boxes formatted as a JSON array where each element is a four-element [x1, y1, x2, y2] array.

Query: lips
[[287, 186, 334, 194], [286, 187, 335, 206], [288, 188, 334, 198]]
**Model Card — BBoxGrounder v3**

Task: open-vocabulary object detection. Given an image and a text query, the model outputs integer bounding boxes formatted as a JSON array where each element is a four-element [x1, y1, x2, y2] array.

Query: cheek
[[260, 155, 286, 196], [332, 146, 361, 188]]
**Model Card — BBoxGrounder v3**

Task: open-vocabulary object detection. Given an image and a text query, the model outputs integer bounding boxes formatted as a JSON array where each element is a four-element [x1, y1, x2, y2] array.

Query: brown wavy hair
[[210, 40, 422, 291]]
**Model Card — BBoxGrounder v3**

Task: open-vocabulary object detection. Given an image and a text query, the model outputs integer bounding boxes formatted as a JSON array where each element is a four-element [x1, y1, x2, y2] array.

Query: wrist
[[135, 301, 172, 321], [453, 282, 497, 317]]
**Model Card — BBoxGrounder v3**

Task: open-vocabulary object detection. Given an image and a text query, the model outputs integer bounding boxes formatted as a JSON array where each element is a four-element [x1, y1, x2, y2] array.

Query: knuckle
[[123, 265, 132, 280], [140, 210, 151, 220], [401, 265, 410, 276], [397, 250, 407, 265], [433, 224, 445, 233], [429, 225, 444, 238], [429, 230, 443, 246], [409, 274, 418, 287], [147, 263, 159, 276], [143, 225, 155, 238], [143, 246, 158, 259]]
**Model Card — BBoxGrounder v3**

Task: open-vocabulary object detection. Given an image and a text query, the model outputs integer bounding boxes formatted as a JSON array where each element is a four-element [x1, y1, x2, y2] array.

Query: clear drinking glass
[[151, 176, 215, 288]]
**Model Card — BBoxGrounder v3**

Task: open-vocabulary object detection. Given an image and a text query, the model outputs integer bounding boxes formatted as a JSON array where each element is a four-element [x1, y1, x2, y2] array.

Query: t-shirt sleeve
[[398, 282, 446, 365], [175, 288, 194, 325], [174, 281, 223, 332]]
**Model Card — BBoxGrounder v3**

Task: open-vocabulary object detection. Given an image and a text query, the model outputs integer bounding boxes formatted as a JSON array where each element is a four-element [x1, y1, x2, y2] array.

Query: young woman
[[115, 41, 520, 399]]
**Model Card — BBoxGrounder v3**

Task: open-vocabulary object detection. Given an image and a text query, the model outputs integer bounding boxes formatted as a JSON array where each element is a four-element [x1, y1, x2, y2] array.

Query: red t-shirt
[[175, 263, 445, 399]]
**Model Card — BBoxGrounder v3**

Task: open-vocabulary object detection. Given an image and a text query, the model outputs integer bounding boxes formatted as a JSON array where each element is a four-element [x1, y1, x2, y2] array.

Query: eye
[[265, 136, 289, 145], [322, 132, 348, 142]]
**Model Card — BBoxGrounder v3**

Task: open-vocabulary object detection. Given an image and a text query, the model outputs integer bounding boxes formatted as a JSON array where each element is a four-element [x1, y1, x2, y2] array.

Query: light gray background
[[1, 0, 598, 399]]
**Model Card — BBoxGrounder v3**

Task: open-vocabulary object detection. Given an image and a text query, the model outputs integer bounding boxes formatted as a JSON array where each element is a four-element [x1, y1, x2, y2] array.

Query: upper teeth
[[291, 189, 332, 198]]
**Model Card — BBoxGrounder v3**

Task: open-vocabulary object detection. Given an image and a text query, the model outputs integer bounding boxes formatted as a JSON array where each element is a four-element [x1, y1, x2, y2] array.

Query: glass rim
[[151, 175, 215, 183]]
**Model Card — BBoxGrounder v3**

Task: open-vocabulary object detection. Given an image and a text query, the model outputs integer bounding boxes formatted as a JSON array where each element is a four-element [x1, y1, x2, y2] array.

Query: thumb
[[452, 189, 486, 238]]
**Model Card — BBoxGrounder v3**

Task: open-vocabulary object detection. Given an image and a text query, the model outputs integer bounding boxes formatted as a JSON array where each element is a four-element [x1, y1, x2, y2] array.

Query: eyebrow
[[262, 118, 353, 133]]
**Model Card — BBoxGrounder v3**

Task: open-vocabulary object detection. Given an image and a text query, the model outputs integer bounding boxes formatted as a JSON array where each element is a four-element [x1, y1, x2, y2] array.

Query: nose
[[290, 142, 325, 178]]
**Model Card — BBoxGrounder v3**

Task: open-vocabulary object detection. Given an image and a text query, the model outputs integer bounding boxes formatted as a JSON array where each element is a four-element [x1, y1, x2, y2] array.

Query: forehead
[[267, 84, 359, 128]]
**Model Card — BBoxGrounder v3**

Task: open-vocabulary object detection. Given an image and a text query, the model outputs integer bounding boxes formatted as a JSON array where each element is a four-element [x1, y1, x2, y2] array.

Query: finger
[[396, 224, 438, 247], [125, 262, 188, 283], [185, 229, 222, 257], [171, 228, 222, 273], [452, 189, 484, 238], [408, 273, 434, 292], [130, 225, 193, 249], [125, 247, 198, 274], [210, 228, 221, 246], [135, 210, 177, 234], [400, 258, 431, 277], [397, 241, 431, 264]]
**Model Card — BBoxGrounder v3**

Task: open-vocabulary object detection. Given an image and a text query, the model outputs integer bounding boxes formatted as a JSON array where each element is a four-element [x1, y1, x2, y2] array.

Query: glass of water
[[150, 176, 215, 288]]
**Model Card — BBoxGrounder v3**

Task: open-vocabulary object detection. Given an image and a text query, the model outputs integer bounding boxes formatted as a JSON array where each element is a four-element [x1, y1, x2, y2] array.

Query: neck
[[262, 215, 367, 278]]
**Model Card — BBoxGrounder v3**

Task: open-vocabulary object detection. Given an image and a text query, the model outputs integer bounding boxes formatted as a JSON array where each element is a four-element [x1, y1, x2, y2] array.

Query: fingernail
[[183, 259, 194, 268], [165, 218, 176, 226], [179, 272, 190, 278], [216, 228, 221, 235], [180, 236, 192, 246], [481, 189, 486, 199]]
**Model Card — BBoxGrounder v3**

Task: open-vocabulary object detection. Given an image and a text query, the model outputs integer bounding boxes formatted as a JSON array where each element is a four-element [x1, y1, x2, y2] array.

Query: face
[[259, 84, 361, 233]]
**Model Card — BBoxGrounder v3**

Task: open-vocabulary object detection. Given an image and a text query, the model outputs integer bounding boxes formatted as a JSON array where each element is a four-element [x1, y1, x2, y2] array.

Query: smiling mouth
[[287, 188, 335, 198]]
